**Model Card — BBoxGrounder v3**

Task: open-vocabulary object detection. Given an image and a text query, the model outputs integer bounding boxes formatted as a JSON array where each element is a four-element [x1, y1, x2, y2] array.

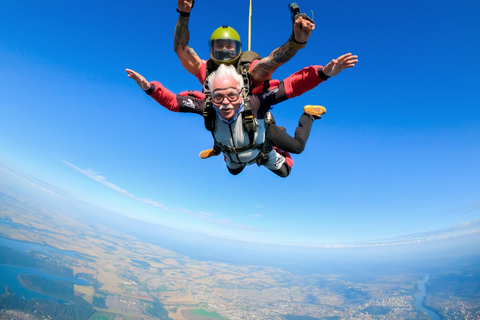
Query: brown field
[[147, 261, 168, 269], [194, 277, 217, 286], [183, 263, 212, 272], [238, 277, 276, 285], [162, 269, 178, 277], [170, 307, 206, 320], [96, 268, 123, 294], [215, 273, 241, 281], [74, 285, 95, 302], [72, 266, 96, 276], [159, 292, 197, 305], [125, 293, 154, 301], [169, 306, 188, 320], [162, 258, 180, 266]]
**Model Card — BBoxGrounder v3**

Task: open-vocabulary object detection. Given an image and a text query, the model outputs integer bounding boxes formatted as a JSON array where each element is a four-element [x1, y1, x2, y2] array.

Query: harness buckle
[[203, 101, 216, 132]]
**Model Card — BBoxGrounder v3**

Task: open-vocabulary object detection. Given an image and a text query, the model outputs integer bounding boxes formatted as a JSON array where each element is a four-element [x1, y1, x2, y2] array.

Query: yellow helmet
[[209, 25, 242, 65]]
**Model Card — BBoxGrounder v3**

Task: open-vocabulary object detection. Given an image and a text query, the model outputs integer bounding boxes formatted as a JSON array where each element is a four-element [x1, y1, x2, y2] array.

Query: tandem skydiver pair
[[127, 0, 358, 177]]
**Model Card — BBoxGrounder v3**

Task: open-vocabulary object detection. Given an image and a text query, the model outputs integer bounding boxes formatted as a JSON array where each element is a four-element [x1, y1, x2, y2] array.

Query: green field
[[185, 308, 228, 320]]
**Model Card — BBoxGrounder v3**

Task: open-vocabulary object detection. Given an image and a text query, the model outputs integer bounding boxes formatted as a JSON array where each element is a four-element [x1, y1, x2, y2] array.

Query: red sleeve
[[149, 81, 179, 112], [282, 65, 325, 99], [249, 59, 260, 71], [179, 90, 206, 100], [195, 60, 207, 85], [251, 79, 281, 94]]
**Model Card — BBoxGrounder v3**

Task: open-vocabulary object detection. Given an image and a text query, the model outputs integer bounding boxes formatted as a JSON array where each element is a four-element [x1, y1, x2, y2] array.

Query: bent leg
[[226, 161, 245, 175], [270, 163, 291, 178], [268, 113, 314, 154], [228, 166, 245, 175], [263, 149, 291, 178]]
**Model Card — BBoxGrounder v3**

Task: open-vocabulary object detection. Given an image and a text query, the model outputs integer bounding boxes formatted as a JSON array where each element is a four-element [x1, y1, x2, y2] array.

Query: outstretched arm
[[174, 0, 202, 76], [126, 68, 207, 115], [126, 68, 180, 112], [250, 16, 315, 83]]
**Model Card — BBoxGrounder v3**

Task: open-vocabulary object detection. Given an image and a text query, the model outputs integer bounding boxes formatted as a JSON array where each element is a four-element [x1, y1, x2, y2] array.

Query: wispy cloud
[[1, 162, 74, 198], [180, 209, 265, 232], [250, 214, 262, 218], [62, 160, 171, 211], [217, 220, 480, 249], [427, 199, 480, 219], [63, 160, 264, 232], [316, 220, 480, 248], [394, 220, 480, 241]]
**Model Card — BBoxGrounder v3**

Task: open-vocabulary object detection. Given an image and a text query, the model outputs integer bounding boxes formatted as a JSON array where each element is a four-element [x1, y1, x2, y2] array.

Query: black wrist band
[[288, 35, 307, 49], [176, 9, 190, 17], [289, 35, 307, 45], [145, 83, 154, 95], [318, 68, 330, 80]]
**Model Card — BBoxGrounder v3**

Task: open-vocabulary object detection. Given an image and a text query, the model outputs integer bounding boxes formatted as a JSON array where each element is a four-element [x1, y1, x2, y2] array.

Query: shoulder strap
[[237, 51, 262, 95], [202, 80, 216, 133], [236, 51, 262, 74], [237, 52, 260, 145], [205, 59, 218, 83], [242, 92, 256, 145], [202, 58, 219, 131]]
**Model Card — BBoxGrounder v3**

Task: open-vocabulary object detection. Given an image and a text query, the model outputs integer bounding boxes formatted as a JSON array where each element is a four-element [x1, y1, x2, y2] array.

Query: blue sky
[[1, 0, 479, 250]]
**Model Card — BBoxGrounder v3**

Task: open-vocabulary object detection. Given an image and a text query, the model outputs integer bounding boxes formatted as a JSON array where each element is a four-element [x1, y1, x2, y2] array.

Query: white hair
[[207, 64, 244, 93]]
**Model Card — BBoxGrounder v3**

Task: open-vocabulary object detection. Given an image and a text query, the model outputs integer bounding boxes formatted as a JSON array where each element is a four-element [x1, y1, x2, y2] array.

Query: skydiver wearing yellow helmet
[[173, 0, 358, 160], [174, 0, 315, 86]]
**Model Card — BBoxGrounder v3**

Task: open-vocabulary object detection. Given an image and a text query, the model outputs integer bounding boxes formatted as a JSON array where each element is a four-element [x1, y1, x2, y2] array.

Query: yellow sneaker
[[303, 105, 326, 119], [199, 148, 220, 159]]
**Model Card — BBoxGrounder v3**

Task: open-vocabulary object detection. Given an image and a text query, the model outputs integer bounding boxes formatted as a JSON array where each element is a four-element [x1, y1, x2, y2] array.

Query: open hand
[[322, 53, 358, 77], [126, 69, 150, 90]]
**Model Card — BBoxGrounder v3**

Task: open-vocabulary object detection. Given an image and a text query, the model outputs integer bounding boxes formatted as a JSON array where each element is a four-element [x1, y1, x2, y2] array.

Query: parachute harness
[[202, 53, 272, 166]]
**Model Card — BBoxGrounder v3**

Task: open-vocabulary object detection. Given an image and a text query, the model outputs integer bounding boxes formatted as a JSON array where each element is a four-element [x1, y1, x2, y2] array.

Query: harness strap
[[241, 68, 256, 146], [219, 141, 263, 155], [255, 138, 272, 167], [202, 83, 216, 132], [226, 140, 273, 166], [202, 51, 269, 162]]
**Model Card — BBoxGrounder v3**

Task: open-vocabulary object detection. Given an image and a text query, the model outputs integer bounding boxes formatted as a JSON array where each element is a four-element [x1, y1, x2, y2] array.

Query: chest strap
[[225, 140, 273, 166], [218, 141, 264, 154]]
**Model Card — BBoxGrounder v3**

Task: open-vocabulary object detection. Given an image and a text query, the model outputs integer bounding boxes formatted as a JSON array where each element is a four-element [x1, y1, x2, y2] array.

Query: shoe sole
[[199, 150, 220, 159], [303, 105, 326, 117]]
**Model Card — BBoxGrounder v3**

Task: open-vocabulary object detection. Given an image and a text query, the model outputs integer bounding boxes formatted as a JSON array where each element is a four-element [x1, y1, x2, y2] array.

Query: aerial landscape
[[1, 162, 480, 319]]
